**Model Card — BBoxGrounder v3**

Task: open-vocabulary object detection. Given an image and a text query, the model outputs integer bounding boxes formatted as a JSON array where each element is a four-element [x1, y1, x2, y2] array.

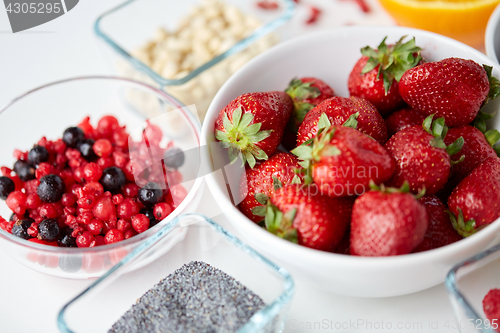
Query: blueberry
[[37, 174, 65, 203], [140, 207, 158, 227], [0, 176, 15, 200], [164, 147, 185, 169], [57, 227, 77, 247], [138, 182, 165, 207], [38, 219, 60, 241], [11, 218, 34, 240], [78, 139, 97, 162], [59, 256, 82, 273], [100, 167, 126, 194], [28, 145, 49, 165], [62, 127, 85, 148], [13, 160, 36, 182]]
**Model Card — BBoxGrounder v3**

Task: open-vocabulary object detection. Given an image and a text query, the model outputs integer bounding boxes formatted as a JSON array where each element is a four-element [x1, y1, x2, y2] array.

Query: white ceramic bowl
[[486, 3, 500, 64], [202, 26, 500, 298]]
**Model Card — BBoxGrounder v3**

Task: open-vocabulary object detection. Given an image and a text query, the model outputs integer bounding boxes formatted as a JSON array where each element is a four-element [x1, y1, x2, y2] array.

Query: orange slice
[[378, 0, 500, 48]]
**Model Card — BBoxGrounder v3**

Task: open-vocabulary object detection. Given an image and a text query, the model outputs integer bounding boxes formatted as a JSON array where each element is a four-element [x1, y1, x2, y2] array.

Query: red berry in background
[[26, 193, 42, 209], [385, 107, 427, 137], [93, 139, 113, 158], [83, 163, 102, 182], [123, 229, 137, 240], [144, 123, 163, 145], [399, 58, 493, 127], [112, 194, 124, 205], [170, 184, 188, 207], [350, 182, 428, 256], [97, 115, 120, 137], [77, 195, 96, 209], [87, 219, 104, 235], [131, 214, 149, 233], [92, 197, 115, 222], [413, 196, 462, 252], [117, 198, 140, 220], [76, 231, 94, 248], [113, 130, 129, 148], [36, 162, 53, 180], [483, 289, 500, 333], [153, 203, 172, 220], [117, 219, 131, 232], [297, 96, 388, 145], [39, 203, 59, 219], [77, 116, 94, 136], [123, 183, 139, 198], [6, 191, 27, 215], [104, 229, 124, 244], [83, 182, 104, 198], [97, 156, 114, 169]]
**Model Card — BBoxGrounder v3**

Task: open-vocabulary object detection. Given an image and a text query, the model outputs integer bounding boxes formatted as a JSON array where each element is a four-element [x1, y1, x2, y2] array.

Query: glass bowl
[[446, 243, 500, 333], [57, 213, 294, 333], [0, 76, 204, 279], [94, 0, 295, 121]]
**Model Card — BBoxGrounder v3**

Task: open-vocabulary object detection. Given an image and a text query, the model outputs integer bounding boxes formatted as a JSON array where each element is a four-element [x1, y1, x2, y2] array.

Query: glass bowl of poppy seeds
[[57, 214, 294, 333], [0, 76, 204, 279]]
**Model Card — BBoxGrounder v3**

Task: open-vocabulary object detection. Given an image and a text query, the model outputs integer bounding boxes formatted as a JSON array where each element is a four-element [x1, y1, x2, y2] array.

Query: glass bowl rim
[[57, 213, 295, 333], [0, 75, 204, 254], [93, 0, 296, 86]]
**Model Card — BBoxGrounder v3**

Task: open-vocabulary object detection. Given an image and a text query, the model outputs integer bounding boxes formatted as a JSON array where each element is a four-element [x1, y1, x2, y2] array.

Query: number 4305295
[[5, 3, 61, 14]]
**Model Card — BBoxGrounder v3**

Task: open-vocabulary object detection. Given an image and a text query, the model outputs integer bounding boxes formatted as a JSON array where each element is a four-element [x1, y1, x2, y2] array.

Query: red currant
[[104, 229, 124, 244], [76, 231, 94, 248], [117, 198, 139, 220], [123, 183, 139, 198], [153, 203, 173, 220], [92, 197, 115, 221], [131, 214, 149, 233], [87, 219, 104, 235], [93, 139, 113, 158], [83, 163, 103, 183], [6, 191, 27, 215], [116, 219, 131, 232]]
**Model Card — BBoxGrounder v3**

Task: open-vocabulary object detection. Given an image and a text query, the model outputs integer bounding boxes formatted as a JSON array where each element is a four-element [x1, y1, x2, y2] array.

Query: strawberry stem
[[446, 208, 477, 238], [483, 65, 500, 103], [215, 107, 272, 168]]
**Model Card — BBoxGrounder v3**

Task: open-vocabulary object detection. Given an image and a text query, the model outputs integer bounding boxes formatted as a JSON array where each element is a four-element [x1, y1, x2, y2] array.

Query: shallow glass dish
[[57, 213, 294, 333], [0, 76, 204, 279], [94, 0, 295, 120], [446, 243, 500, 333]]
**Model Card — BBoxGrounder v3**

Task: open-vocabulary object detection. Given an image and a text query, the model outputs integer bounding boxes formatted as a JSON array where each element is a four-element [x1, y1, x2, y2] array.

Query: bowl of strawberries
[[202, 26, 500, 297]]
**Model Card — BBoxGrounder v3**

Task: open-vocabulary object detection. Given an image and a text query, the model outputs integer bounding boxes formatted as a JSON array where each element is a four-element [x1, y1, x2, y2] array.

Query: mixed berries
[[0, 115, 187, 248], [215, 35, 500, 256]]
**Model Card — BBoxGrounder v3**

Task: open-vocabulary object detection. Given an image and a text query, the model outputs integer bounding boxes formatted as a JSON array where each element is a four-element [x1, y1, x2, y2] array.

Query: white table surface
[[0, 1, 488, 332]]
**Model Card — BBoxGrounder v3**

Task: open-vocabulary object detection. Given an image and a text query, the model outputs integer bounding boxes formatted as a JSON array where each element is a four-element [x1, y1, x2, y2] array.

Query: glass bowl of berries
[[446, 243, 500, 333], [0, 76, 204, 279], [201, 26, 500, 297]]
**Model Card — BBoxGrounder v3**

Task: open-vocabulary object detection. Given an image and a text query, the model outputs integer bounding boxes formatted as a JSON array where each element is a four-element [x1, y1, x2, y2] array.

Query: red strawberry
[[448, 157, 500, 237], [297, 96, 387, 145], [413, 196, 462, 252], [333, 228, 351, 255], [483, 289, 500, 333], [350, 182, 428, 256], [215, 91, 293, 168], [439, 125, 499, 198], [384, 116, 464, 195], [238, 152, 302, 223], [385, 107, 427, 137], [399, 58, 497, 127], [262, 183, 353, 252], [348, 36, 422, 117], [282, 77, 335, 150], [292, 122, 395, 197]]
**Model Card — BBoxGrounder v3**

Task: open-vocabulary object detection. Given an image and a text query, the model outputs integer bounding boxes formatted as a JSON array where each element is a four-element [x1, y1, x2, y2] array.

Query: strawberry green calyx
[[215, 107, 272, 168], [361, 35, 422, 94], [251, 193, 269, 217], [285, 78, 321, 126], [422, 115, 464, 161], [369, 180, 425, 199], [483, 65, 500, 103], [473, 111, 495, 133], [446, 208, 481, 238], [264, 204, 299, 243]]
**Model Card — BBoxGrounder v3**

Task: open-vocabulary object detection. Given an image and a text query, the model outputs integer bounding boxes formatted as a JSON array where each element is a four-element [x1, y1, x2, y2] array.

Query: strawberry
[[448, 157, 500, 237], [292, 120, 395, 197], [215, 91, 293, 168], [333, 228, 351, 255], [413, 196, 462, 252], [385, 107, 427, 137], [350, 182, 428, 256], [483, 289, 500, 333], [385, 115, 464, 195], [257, 183, 353, 252], [439, 125, 500, 198], [238, 152, 302, 223], [297, 96, 387, 145], [348, 36, 422, 117], [282, 77, 335, 150], [399, 58, 499, 127]]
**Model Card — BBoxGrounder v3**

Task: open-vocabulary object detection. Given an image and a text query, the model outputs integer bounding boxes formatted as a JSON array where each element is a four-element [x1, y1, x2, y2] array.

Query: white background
[[0, 0, 485, 332]]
